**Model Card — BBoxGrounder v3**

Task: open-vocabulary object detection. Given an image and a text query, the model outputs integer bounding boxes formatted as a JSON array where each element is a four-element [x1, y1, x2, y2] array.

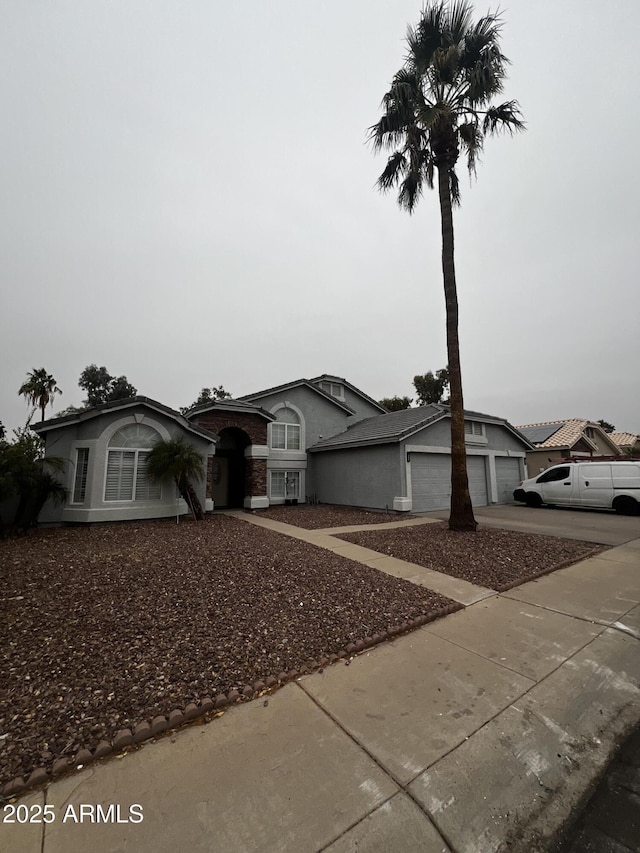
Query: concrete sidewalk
[[2, 528, 639, 852]]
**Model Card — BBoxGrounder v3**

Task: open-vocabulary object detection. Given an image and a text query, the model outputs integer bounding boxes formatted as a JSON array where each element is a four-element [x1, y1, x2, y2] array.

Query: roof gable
[[184, 398, 274, 421], [238, 379, 356, 415], [307, 375, 387, 414], [31, 396, 218, 444]]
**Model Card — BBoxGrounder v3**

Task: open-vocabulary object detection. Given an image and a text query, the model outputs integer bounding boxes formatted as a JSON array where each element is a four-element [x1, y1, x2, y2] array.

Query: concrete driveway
[[426, 503, 640, 546]]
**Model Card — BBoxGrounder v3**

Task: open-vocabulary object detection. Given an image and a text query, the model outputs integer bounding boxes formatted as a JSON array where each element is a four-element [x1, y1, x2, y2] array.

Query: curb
[[496, 545, 606, 592]]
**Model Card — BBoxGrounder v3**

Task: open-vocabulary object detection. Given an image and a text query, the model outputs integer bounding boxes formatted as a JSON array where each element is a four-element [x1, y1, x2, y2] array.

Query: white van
[[513, 461, 640, 515]]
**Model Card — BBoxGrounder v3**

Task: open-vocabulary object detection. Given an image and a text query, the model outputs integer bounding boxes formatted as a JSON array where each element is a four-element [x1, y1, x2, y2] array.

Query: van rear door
[[576, 463, 612, 507]]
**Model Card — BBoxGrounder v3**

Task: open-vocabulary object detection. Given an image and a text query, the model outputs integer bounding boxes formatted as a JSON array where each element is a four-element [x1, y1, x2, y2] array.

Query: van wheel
[[613, 497, 639, 516], [525, 493, 542, 508]]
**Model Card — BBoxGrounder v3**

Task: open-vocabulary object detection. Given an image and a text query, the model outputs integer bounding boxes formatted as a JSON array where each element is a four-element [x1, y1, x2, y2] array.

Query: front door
[[211, 457, 229, 508]]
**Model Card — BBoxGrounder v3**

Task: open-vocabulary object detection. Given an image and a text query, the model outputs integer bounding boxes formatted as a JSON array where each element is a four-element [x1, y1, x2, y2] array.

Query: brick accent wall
[[246, 458, 267, 497], [190, 411, 268, 445]]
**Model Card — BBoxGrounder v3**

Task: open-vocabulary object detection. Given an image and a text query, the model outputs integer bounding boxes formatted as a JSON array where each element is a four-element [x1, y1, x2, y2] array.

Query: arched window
[[270, 407, 301, 450], [105, 424, 162, 501]]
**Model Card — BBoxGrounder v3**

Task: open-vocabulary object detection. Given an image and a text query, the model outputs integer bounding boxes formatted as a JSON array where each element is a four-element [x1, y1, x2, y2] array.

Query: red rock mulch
[[250, 503, 415, 529], [0, 514, 455, 795], [338, 522, 604, 590]]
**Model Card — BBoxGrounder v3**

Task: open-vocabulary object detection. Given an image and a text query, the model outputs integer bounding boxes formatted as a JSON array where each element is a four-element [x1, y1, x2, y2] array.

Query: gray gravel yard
[[0, 514, 453, 790], [251, 504, 414, 529], [338, 522, 604, 590]]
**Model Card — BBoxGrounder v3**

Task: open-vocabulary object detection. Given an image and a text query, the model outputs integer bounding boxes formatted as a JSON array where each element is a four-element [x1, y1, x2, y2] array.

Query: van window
[[536, 466, 570, 484]]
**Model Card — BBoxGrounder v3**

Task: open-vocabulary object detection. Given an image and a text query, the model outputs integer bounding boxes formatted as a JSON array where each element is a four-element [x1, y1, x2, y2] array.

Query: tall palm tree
[[18, 368, 63, 422], [145, 438, 205, 521], [370, 0, 524, 531]]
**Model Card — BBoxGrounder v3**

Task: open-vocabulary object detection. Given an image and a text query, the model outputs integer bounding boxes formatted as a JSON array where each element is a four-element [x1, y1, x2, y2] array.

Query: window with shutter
[[73, 448, 89, 503], [104, 424, 162, 502]]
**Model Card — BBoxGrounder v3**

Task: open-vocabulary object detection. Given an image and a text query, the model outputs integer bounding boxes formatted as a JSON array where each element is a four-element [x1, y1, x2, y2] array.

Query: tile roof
[[184, 398, 274, 420], [516, 419, 597, 450], [610, 432, 640, 447], [310, 405, 532, 451], [310, 405, 444, 450]]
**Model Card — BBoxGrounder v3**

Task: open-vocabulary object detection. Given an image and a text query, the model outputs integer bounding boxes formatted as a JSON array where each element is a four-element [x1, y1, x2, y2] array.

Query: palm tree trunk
[[437, 165, 477, 532], [175, 476, 204, 521]]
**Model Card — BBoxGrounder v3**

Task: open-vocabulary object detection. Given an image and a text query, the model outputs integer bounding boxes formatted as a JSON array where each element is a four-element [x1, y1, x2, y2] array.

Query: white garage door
[[411, 453, 488, 512], [467, 455, 488, 507], [411, 453, 451, 511], [495, 457, 522, 504]]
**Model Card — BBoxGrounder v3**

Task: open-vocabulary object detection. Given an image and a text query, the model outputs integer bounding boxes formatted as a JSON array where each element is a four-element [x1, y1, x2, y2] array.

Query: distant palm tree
[[370, 0, 524, 531], [145, 438, 205, 521], [18, 368, 62, 422]]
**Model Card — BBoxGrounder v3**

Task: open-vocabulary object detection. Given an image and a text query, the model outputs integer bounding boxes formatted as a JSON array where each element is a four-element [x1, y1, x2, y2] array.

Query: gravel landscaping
[[0, 515, 455, 791], [251, 504, 415, 529], [338, 522, 604, 590]]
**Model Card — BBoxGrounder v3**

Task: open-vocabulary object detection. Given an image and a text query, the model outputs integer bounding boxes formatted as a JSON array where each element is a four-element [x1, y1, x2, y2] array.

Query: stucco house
[[32, 397, 217, 524], [516, 419, 622, 474], [32, 374, 533, 523], [309, 405, 531, 512]]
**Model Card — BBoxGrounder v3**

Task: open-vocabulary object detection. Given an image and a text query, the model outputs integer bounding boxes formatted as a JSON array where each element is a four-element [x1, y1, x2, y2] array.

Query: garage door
[[495, 457, 522, 504], [411, 453, 451, 511], [466, 456, 488, 507], [411, 453, 488, 512]]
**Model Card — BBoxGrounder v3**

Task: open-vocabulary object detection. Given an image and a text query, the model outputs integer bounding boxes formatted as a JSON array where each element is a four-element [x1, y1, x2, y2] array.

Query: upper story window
[[321, 381, 345, 401], [585, 427, 595, 439], [105, 424, 162, 502], [270, 407, 301, 450]]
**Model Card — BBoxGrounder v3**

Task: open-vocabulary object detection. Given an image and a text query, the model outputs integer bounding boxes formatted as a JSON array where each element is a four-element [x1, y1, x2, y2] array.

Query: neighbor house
[[32, 374, 533, 523], [516, 419, 622, 474], [610, 432, 640, 455]]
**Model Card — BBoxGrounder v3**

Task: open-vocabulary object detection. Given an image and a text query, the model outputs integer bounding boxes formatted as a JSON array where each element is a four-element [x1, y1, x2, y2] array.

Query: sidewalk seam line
[[294, 680, 457, 851]]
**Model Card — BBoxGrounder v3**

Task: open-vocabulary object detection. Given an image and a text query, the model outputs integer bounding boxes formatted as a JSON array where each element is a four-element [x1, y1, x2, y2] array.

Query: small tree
[[18, 368, 62, 422], [181, 385, 233, 415], [413, 368, 450, 405], [598, 419, 615, 435], [0, 425, 66, 532], [379, 396, 413, 411], [145, 438, 205, 521], [79, 365, 137, 407]]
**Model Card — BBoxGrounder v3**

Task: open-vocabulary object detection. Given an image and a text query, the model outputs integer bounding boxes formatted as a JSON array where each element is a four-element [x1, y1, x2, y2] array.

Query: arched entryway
[[210, 427, 251, 508]]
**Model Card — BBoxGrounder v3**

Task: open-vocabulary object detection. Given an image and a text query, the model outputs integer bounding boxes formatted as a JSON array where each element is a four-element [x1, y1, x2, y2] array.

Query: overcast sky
[[1, 0, 638, 436]]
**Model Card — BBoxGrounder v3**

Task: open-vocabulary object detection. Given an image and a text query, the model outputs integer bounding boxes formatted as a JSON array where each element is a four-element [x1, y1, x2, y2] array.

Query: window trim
[[269, 402, 305, 451], [321, 381, 345, 401], [269, 470, 301, 500], [270, 422, 301, 451], [104, 427, 163, 503], [464, 420, 488, 444]]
